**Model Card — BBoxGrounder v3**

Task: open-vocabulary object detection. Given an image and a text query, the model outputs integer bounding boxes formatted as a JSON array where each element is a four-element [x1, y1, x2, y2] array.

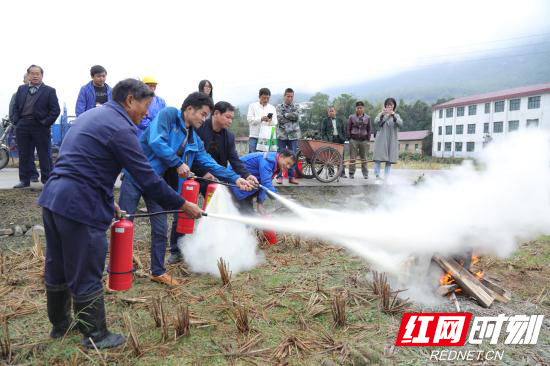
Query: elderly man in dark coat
[[11, 65, 60, 187]]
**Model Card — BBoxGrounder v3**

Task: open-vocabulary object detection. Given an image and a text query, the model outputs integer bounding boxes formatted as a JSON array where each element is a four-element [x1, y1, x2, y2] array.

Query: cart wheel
[[296, 150, 314, 179], [312, 146, 343, 183], [0, 147, 8, 170]]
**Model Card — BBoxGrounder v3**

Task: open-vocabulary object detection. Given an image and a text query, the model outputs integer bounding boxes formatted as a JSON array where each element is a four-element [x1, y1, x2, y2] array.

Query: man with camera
[[246, 87, 277, 153]]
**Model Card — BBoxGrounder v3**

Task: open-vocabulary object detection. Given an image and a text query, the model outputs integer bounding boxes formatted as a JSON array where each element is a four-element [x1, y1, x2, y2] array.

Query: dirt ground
[[0, 188, 549, 366]]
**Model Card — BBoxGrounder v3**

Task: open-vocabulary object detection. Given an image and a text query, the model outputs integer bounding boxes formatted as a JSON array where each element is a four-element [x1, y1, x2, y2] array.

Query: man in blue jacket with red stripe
[[119, 92, 252, 286], [39, 79, 200, 349], [230, 150, 295, 215], [75, 65, 112, 116]]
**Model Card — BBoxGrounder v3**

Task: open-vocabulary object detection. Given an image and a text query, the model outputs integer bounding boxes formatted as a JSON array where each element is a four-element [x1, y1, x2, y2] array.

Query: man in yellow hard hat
[[138, 76, 166, 136]]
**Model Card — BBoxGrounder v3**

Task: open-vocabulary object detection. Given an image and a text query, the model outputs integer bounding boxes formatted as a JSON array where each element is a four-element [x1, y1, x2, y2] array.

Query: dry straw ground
[[0, 189, 549, 365]]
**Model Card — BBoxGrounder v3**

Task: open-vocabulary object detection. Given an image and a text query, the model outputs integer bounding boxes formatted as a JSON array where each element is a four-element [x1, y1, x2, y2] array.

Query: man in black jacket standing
[[168, 101, 259, 264], [12, 65, 60, 188]]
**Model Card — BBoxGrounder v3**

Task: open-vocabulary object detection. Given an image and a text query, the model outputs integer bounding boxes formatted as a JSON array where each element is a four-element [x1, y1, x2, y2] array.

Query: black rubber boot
[[73, 291, 124, 349], [46, 284, 73, 339]]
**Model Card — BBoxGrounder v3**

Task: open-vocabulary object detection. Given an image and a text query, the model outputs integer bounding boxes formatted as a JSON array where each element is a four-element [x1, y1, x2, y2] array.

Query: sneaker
[[167, 252, 183, 265], [349, 175, 354, 179], [374, 177, 383, 185], [151, 273, 180, 287], [288, 178, 299, 185], [276, 177, 283, 184], [364, 175, 369, 180], [13, 182, 30, 189]]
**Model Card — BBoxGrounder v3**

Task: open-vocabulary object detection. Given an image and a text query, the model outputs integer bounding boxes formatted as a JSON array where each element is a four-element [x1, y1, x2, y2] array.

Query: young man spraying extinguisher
[[38, 79, 201, 349], [119, 92, 253, 286], [229, 149, 296, 215], [170, 101, 260, 264]]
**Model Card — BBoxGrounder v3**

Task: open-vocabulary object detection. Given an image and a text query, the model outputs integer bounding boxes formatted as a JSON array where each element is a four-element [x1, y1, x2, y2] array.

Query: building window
[[484, 123, 489, 133], [455, 142, 463, 152], [438, 126, 442, 135], [457, 107, 464, 116], [439, 109, 443, 118], [509, 99, 520, 111], [444, 142, 452, 151], [485, 103, 490, 113], [445, 126, 452, 135], [466, 142, 475, 152], [456, 124, 464, 134], [508, 120, 519, 132], [405, 144, 409, 151], [437, 142, 441, 151], [467, 124, 476, 134], [446, 108, 453, 118], [494, 100, 504, 112], [493, 121, 503, 133], [526, 119, 539, 128], [528, 96, 540, 109], [468, 105, 477, 115], [414, 144, 419, 152]]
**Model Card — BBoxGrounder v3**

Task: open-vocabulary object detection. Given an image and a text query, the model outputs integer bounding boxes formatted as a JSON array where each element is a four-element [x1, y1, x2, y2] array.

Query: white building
[[432, 82, 550, 157]]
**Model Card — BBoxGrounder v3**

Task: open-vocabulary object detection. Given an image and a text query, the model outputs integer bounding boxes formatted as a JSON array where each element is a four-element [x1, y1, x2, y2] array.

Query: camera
[[267, 113, 273, 119]]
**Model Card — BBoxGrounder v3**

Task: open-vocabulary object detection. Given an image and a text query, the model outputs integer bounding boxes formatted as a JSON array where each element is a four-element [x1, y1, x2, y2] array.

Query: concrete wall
[[432, 93, 550, 158]]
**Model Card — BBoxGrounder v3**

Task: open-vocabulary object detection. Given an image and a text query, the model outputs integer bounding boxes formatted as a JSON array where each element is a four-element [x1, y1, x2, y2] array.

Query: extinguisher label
[[115, 228, 125, 233], [186, 186, 194, 190]]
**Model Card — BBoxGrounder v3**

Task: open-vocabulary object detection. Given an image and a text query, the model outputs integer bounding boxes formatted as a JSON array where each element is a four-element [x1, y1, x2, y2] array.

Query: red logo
[[395, 313, 472, 346]]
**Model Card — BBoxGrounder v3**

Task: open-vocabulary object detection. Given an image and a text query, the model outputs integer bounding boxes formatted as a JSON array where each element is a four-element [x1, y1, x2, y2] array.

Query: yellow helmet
[[142, 76, 158, 84]]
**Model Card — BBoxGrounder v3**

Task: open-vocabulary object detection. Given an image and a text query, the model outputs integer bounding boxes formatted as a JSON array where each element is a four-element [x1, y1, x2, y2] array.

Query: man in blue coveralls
[[38, 79, 202, 349], [118, 92, 252, 286], [230, 149, 296, 215]]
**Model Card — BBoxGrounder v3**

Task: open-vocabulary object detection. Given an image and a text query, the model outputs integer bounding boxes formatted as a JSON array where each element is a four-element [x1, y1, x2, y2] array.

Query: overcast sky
[[1, 0, 549, 116]]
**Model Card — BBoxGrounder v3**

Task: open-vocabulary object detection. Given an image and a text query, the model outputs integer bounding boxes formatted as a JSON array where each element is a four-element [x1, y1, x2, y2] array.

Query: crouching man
[[228, 149, 295, 215]]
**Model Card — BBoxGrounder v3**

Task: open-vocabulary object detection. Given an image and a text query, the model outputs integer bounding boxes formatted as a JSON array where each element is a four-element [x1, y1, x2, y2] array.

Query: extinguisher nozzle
[[201, 212, 208, 217]]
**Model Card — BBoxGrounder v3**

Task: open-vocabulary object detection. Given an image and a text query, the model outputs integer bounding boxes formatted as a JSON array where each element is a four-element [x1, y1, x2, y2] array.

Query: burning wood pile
[[432, 253, 511, 310]]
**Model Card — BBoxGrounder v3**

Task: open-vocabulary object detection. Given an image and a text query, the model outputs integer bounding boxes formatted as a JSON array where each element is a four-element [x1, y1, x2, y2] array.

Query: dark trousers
[[16, 120, 51, 184], [43, 208, 108, 297], [119, 177, 171, 276], [276, 139, 298, 179]]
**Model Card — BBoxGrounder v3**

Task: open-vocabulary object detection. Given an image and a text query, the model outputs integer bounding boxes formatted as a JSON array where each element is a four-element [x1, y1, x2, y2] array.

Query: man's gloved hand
[[235, 178, 253, 191], [181, 201, 203, 219], [246, 175, 259, 188]]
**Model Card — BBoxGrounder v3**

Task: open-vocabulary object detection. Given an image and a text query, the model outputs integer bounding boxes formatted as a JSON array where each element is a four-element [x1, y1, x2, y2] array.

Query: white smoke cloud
[[205, 130, 550, 274], [178, 186, 264, 277]]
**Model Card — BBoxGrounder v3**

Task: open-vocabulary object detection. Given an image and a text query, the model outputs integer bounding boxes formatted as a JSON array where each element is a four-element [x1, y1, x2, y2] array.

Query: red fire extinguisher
[[203, 183, 218, 209], [263, 214, 278, 245], [176, 178, 200, 234], [108, 216, 134, 291]]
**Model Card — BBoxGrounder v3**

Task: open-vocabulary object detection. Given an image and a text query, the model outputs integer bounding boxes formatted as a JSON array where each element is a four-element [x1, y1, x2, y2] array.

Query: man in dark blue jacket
[[75, 65, 112, 116], [39, 79, 202, 349], [12, 65, 60, 188]]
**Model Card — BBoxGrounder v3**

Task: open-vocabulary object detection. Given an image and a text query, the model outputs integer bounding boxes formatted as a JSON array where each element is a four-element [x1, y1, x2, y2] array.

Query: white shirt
[[247, 101, 278, 138], [332, 118, 338, 135]]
